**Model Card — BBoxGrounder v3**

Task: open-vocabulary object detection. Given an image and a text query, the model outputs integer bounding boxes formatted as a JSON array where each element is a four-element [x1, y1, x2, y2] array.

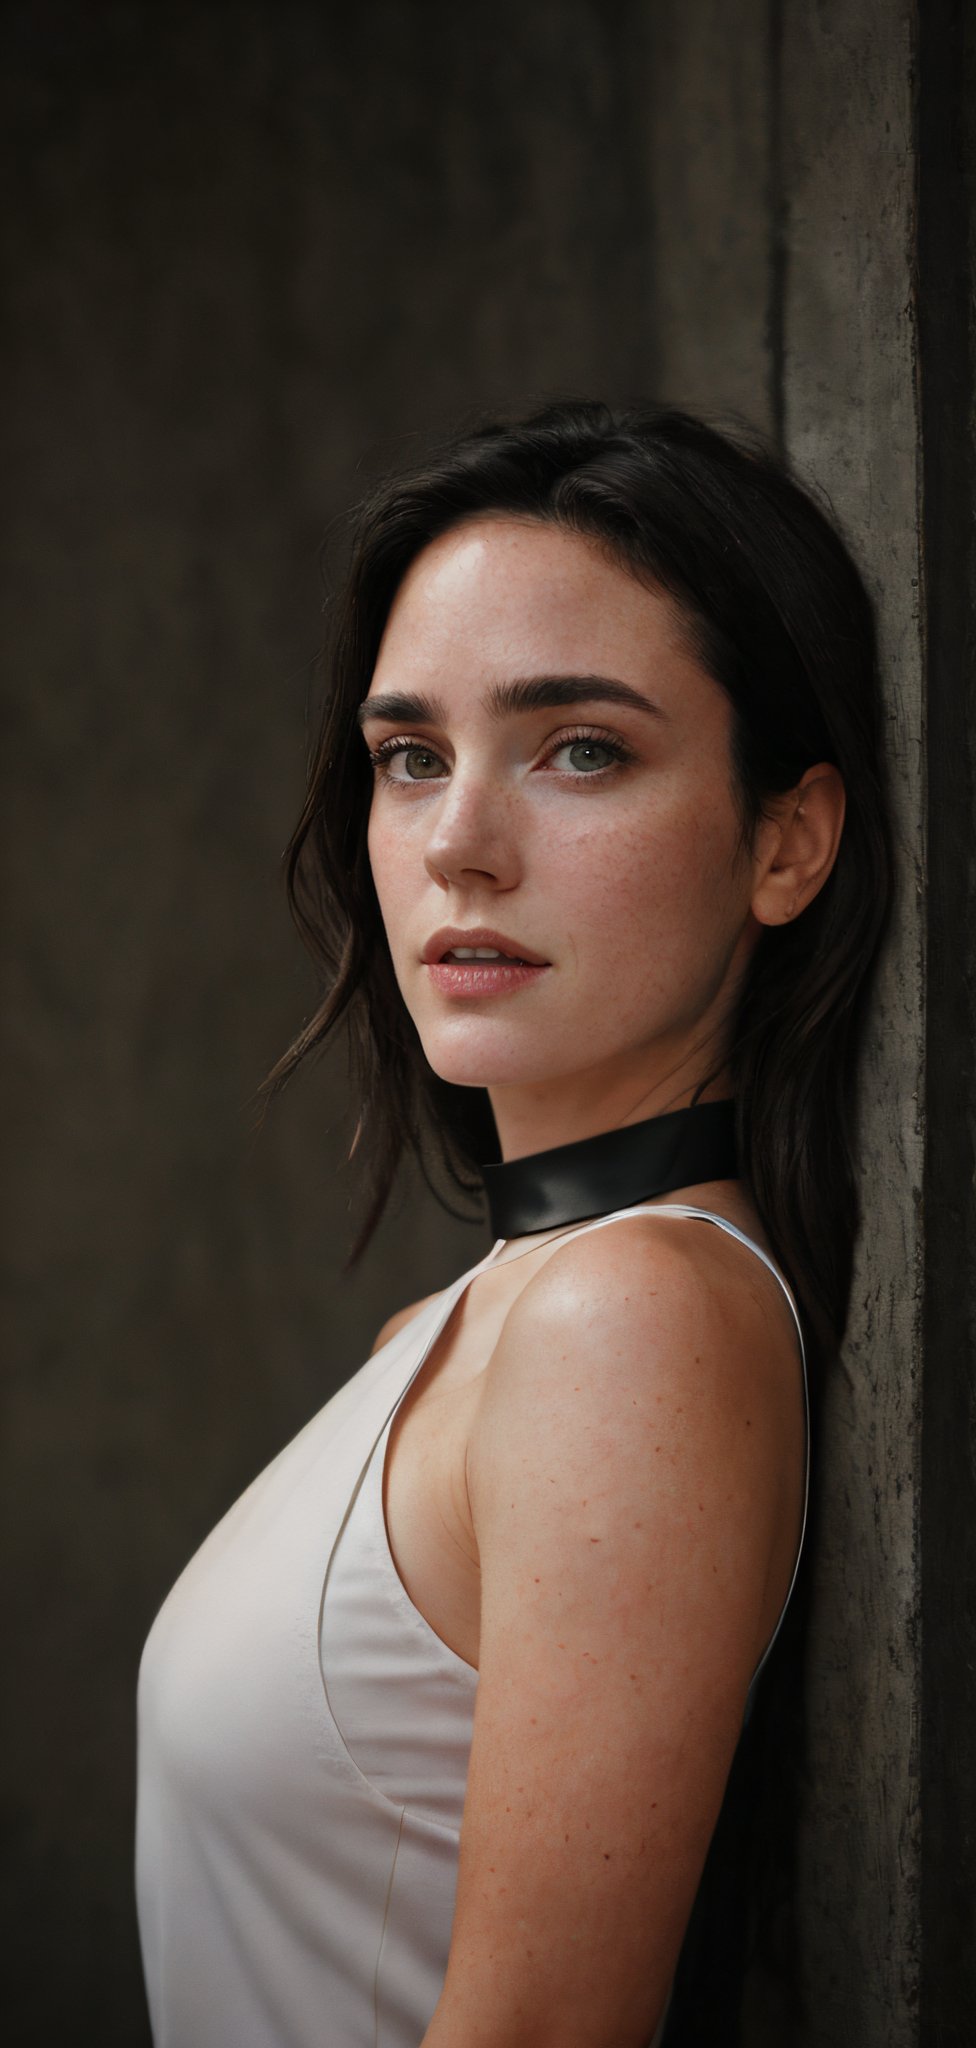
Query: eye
[[367, 737, 448, 782], [540, 728, 635, 777]]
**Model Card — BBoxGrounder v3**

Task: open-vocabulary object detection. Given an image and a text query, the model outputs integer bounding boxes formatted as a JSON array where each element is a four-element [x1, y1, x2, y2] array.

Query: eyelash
[[365, 725, 637, 786]]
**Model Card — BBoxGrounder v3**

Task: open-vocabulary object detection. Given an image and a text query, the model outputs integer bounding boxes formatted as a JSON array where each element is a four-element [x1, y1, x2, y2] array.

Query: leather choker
[[480, 1099, 738, 1240]]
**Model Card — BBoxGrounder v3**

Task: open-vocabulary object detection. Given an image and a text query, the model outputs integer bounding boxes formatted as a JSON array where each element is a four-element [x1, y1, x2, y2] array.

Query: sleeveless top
[[135, 1203, 809, 2048]]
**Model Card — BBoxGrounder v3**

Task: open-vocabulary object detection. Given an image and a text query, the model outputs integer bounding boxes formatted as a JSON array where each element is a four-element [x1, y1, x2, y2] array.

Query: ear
[[751, 763, 847, 926]]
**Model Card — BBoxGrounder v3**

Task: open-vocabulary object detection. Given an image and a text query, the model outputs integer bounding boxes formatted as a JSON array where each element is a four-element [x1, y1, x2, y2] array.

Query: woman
[[136, 401, 893, 2047]]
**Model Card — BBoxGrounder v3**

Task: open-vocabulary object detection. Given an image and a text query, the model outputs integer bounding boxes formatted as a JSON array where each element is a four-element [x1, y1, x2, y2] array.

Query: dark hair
[[263, 398, 893, 1384], [259, 400, 895, 2038]]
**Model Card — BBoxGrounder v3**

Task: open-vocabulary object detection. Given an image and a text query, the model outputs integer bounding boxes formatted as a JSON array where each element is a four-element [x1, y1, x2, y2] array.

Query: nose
[[422, 763, 521, 892]]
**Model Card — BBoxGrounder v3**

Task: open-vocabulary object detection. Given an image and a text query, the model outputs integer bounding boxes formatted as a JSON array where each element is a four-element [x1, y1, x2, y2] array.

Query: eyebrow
[[356, 673, 667, 728]]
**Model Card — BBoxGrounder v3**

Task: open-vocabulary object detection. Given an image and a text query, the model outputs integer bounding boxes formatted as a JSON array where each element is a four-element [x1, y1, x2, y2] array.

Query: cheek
[[366, 811, 405, 938], [547, 793, 738, 944]]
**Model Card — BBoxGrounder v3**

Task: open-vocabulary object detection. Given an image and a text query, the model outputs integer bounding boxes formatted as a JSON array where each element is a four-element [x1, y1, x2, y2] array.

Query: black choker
[[480, 1100, 738, 1240]]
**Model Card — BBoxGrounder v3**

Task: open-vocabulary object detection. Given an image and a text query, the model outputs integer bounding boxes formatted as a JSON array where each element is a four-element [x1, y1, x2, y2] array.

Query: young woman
[[136, 402, 894, 2047]]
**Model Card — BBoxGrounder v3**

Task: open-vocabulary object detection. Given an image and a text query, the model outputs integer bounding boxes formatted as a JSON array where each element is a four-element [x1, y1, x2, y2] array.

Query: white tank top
[[136, 1204, 809, 2048]]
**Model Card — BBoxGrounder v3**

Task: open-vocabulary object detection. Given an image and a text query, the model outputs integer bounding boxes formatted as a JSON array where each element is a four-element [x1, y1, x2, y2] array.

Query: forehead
[[371, 516, 695, 688]]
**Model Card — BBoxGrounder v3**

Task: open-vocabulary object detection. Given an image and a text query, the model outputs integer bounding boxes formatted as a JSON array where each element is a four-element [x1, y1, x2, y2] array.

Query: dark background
[[2, 4, 972, 2044]]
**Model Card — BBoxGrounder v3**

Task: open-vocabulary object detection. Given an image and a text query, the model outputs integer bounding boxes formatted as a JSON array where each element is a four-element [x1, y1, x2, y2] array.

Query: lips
[[421, 926, 549, 967]]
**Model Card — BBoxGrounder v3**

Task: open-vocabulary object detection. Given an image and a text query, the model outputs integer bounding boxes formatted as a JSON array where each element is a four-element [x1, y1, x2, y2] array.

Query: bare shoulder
[[369, 1289, 442, 1357], [466, 1208, 807, 1693], [477, 1207, 801, 1432], [467, 1207, 805, 1645]]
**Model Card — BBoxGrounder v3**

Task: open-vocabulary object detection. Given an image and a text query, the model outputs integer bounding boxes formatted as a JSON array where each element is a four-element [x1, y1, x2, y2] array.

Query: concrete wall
[[783, 7, 924, 2038], [4, 3, 969, 2043], [652, 5, 926, 2038]]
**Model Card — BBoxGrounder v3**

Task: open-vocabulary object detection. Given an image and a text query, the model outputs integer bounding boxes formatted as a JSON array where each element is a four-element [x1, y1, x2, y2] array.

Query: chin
[[416, 1019, 582, 1091]]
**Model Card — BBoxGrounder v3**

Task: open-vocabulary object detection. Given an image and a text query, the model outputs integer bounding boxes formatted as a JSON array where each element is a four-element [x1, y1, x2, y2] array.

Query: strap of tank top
[[488, 1203, 810, 1694]]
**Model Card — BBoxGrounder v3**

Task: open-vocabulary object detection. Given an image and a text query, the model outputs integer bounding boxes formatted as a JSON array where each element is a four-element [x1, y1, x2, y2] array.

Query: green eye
[[368, 740, 447, 781], [562, 740, 618, 772], [394, 746, 442, 779], [542, 729, 633, 776]]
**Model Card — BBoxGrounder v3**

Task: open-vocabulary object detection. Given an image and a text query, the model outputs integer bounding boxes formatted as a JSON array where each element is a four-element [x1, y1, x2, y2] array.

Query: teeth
[[448, 947, 506, 960]]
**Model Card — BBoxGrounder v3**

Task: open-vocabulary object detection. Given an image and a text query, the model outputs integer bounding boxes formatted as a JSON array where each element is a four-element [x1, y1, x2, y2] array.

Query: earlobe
[[751, 763, 846, 927]]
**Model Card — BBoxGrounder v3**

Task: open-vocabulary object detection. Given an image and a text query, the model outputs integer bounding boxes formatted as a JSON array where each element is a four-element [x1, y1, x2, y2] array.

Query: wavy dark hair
[[259, 399, 895, 2036]]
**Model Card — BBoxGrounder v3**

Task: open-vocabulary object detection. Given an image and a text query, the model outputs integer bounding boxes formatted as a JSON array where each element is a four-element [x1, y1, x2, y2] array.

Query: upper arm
[[369, 1290, 441, 1357], [431, 1221, 802, 2048]]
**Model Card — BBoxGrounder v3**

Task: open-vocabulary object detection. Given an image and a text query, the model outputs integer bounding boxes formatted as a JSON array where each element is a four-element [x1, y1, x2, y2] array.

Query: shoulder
[[481, 1208, 799, 1430], [467, 1210, 802, 1606], [369, 1289, 442, 1356]]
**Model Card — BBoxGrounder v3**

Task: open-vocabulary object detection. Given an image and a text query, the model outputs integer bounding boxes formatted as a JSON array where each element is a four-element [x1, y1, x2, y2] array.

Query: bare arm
[[422, 1218, 804, 2048]]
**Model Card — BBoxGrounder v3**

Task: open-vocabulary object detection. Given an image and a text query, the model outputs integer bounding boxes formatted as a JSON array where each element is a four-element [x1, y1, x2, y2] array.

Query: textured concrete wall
[[650, 5, 925, 2039], [781, 6, 923, 2039]]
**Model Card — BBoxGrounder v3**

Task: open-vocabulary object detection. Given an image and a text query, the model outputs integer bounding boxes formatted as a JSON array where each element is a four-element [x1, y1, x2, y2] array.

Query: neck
[[486, 1062, 735, 1165]]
